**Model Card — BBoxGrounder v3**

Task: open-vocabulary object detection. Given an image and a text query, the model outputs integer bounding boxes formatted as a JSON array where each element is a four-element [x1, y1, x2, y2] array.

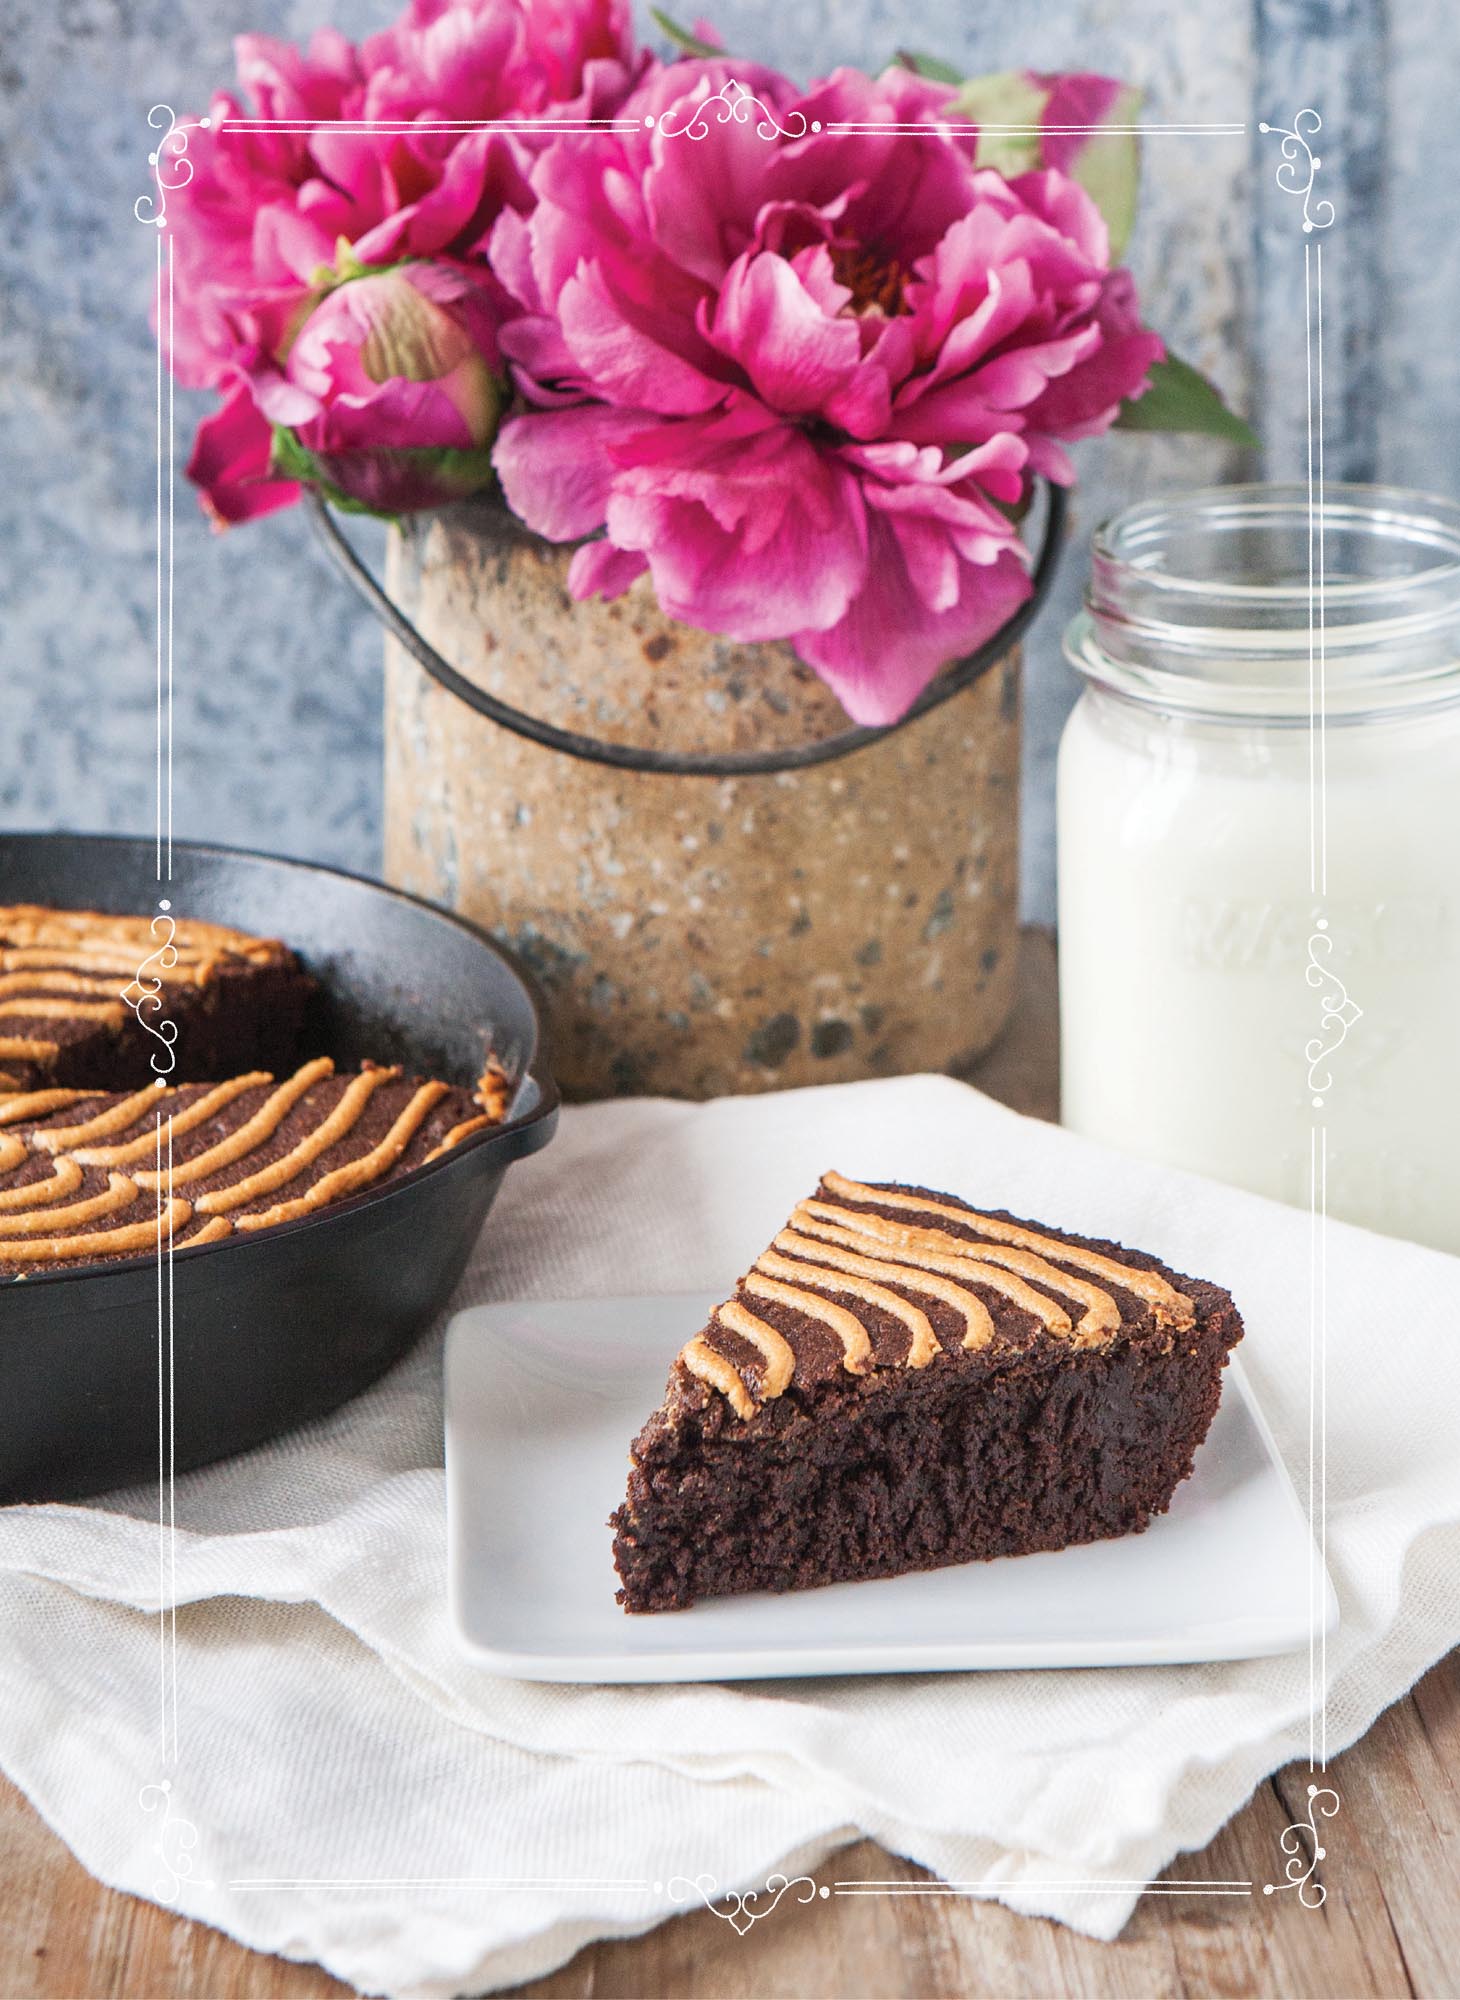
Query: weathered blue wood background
[[0, 0, 1436, 919]]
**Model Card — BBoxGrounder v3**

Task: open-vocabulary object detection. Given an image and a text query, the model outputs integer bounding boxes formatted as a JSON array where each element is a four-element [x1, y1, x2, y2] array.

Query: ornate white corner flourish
[[1263, 1784, 1340, 1907], [1305, 923, 1362, 1106], [135, 105, 198, 228], [1258, 109, 1335, 232], [119, 906, 180, 1077], [666, 1871, 823, 1934], [650, 77, 813, 142], [139, 1779, 211, 1903]]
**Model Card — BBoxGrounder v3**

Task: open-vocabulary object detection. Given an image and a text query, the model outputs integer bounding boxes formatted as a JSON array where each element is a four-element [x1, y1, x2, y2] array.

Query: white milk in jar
[[1058, 484, 1460, 1255]]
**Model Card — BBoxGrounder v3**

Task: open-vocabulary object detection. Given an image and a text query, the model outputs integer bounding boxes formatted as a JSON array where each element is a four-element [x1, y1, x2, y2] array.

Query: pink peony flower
[[188, 260, 508, 522], [187, 380, 299, 526], [168, 0, 642, 516], [493, 59, 1163, 723]]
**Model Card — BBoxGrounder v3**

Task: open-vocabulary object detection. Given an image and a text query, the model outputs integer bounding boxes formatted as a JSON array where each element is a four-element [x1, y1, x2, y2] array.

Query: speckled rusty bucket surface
[[382, 499, 1021, 1100]]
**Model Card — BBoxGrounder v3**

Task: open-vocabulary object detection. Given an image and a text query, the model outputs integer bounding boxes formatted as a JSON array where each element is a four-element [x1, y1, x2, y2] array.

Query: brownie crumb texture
[[611, 1171, 1243, 1612]]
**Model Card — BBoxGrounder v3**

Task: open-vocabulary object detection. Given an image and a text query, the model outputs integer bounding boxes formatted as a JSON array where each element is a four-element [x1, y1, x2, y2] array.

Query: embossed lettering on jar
[[1058, 483, 1460, 1255]]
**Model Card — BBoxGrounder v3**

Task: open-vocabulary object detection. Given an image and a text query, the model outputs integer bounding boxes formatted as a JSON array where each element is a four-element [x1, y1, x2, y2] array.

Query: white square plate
[[445, 1292, 1337, 1683]]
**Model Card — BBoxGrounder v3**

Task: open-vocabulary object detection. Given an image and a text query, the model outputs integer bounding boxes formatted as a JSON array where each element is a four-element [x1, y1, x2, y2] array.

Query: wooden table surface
[[3, 930, 1455, 2000]]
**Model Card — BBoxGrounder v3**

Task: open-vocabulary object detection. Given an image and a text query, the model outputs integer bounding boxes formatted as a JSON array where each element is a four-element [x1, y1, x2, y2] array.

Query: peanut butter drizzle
[[35, 1085, 176, 1154], [742, 1268, 874, 1374], [177, 1216, 234, 1248], [0, 1172, 141, 1237], [820, 1171, 1195, 1329], [126, 1068, 319, 1185], [798, 1202, 1118, 1341], [680, 1168, 1160, 1420], [426, 1113, 496, 1162], [958, 1244, 1120, 1338], [791, 1204, 1074, 1336], [709, 1298, 797, 1404], [680, 1336, 757, 1421], [474, 1060, 513, 1119], [757, 1244, 942, 1365], [196, 1066, 394, 1217], [772, 1229, 994, 1351], [0, 1196, 191, 1265], [0, 950, 201, 985], [234, 1081, 450, 1231], [0, 906, 286, 970], [0, 998, 125, 1026], [0, 1037, 59, 1061], [0, 1089, 91, 1126], [0, 971, 126, 999], [0, 1038, 504, 1275], [0, 1157, 84, 1209]]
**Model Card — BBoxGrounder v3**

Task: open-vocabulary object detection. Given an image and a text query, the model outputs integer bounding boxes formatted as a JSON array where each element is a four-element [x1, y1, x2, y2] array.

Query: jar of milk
[[1059, 482, 1460, 1255]]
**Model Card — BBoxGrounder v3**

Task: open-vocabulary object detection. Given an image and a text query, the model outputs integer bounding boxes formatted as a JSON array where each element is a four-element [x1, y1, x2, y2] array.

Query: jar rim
[[1067, 481, 1460, 721]]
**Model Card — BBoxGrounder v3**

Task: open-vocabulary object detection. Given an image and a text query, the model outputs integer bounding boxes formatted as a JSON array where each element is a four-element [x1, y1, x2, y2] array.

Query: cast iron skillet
[[0, 833, 559, 1503]]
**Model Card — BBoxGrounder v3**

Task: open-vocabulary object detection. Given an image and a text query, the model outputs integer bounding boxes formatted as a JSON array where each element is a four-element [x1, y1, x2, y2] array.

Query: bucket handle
[[308, 482, 1066, 778]]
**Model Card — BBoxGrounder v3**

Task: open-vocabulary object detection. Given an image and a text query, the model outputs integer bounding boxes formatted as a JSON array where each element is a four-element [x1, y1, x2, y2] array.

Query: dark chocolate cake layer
[[611, 1171, 1245, 1613], [0, 1057, 508, 1278], [0, 905, 313, 1092]]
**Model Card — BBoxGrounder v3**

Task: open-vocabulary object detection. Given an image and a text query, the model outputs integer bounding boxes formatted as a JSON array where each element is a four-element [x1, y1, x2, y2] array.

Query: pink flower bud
[[249, 259, 508, 516]]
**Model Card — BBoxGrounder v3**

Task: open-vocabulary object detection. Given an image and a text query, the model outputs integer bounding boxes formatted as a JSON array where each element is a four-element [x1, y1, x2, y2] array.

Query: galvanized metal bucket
[[313, 488, 1063, 1100]]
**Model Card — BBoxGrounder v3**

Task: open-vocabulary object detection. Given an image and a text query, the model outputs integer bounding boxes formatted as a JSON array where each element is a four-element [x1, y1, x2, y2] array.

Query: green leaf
[[1114, 355, 1258, 446], [1067, 83, 1142, 260], [948, 70, 1046, 178], [894, 50, 964, 86], [269, 425, 323, 487], [650, 8, 724, 58]]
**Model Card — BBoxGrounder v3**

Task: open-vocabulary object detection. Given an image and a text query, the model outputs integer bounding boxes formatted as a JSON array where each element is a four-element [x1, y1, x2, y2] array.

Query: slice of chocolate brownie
[[611, 1171, 1244, 1613], [0, 905, 314, 1092], [0, 1057, 508, 1279]]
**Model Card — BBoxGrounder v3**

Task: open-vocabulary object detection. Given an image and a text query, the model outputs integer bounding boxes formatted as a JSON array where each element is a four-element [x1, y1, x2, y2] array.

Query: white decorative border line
[[134, 100, 184, 1886], [223, 1867, 1255, 1906], [1268, 106, 1342, 1880], [1290, 129, 1341, 1806], [158, 74, 1247, 144], [837, 1878, 1253, 1899], [1259, 109, 1335, 234], [121, 909, 180, 1076], [140, 1777, 210, 1900], [1265, 1785, 1340, 1907], [126, 87, 1339, 1932], [1306, 925, 1362, 1106]]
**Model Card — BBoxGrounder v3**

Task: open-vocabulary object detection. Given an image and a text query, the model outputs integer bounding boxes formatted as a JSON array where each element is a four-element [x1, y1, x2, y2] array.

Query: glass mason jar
[[1058, 483, 1460, 1255]]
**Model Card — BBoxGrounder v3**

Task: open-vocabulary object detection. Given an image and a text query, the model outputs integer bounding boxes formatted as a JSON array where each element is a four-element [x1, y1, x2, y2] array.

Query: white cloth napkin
[[1, 1074, 1457, 1999]]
